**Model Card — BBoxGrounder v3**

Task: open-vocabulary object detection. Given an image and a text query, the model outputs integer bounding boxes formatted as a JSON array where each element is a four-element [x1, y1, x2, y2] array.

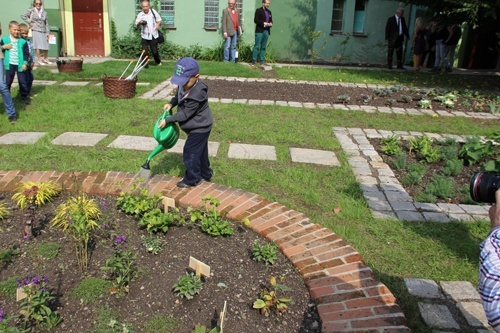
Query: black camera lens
[[141, 21, 147, 26], [470, 172, 500, 203]]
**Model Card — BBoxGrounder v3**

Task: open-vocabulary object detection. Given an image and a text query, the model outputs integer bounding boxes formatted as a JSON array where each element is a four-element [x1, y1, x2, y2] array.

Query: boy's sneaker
[[9, 116, 17, 124], [22, 96, 31, 105]]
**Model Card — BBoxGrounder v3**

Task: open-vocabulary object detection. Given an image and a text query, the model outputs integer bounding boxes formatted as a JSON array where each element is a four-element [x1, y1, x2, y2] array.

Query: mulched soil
[[205, 78, 494, 113], [0, 192, 321, 333]]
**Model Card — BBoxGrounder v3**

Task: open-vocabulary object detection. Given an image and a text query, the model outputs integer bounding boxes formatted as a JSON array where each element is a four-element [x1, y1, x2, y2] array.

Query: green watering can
[[141, 109, 179, 170]]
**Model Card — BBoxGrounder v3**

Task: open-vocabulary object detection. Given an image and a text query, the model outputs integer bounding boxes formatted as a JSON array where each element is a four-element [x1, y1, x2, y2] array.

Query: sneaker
[[37, 61, 45, 66], [22, 96, 31, 105], [202, 170, 214, 182], [176, 180, 200, 188], [43, 59, 53, 65], [8, 116, 17, 124], [157, 62, 162, 66]]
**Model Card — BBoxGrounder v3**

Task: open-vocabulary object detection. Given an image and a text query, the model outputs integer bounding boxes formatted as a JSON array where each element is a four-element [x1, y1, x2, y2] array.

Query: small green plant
[[189, 196, 233, 237], [52, 194, 101, 271], [337, 94, 350, 103], [459, 136, 495, 166], [72, 278, 113, 302], [12, 181, 61, 209], [253, 275, 292, 316], [252, 240, 278, 265], [33, 242, 62, 261], [0, 308, 24, 333], [138, 208, 173, 233], [359, 94, 371, 105], [442, 99, 455, 108], [143, 314, 177, 333], [141, 234, 163, 254], [425, 175, 454, 199], [409, 135, 441, 163], [418, 99, 432, 109], [440, 144, 459, 161], [101, 236, 137, 295], [407, 162, 429, 175], [172, 273, 202, 299], [402, 172, 423, 186], [107, 318, 134, 333], [17, 275, 62, 330], [192, 324, 220, 333], [401, 95, 412, 103], [381, 135, 402, 156], [444, 93, 457, 101], [0, 201, 9, 221], [0, 248, 19, 266], [390, 152, 407, 170], [386, 98, 397, 106], [116, 187, 162, 218], [440, 158, 463, 177], [0, 276, 19, 298]]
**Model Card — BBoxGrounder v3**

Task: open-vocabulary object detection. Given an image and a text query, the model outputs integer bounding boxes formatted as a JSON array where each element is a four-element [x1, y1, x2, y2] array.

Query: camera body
[[141, 21, 147, 26], [470, 172, 500, 203]]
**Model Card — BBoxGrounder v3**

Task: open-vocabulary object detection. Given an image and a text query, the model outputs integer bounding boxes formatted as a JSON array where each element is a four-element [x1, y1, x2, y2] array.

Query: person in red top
[[222, 0, 240, 62]]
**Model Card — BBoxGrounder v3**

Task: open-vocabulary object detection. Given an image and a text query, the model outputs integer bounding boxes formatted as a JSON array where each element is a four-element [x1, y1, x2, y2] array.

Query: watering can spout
[[141, 109, 179, 169], [141, 160, 151, 170]]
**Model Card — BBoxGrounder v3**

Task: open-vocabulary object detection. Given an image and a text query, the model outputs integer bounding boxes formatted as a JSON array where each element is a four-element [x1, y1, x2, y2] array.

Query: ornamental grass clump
[[51, 194, 101, 271]]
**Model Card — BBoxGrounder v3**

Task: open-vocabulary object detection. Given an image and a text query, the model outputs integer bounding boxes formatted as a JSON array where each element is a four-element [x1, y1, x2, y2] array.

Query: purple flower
[[116, 236, 127, 244], [101, 224, 109, 229], [0, 308, 5, 322], [100, 199, 109, 210], [31, 276, 40, 285]]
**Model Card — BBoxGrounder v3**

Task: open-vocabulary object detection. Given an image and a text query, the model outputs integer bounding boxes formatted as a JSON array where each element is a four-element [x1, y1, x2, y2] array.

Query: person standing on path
[[21, 0, 51, 66], [479, 189, 500, 333], [135, 0, 162, 66], [385, 7, 409, 69], [222, 0, 240, 63], [0, 21, 18, 124], [251, 0, 272, 65], [411, 17, 426, 72]]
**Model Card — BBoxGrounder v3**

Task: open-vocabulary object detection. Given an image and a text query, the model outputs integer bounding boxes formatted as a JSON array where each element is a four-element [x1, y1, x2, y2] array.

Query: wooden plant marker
[[219, 300, 227, 333], [162, 196, 175, 213], [16, 284, 33, 301], [189, 256, 210, 277]]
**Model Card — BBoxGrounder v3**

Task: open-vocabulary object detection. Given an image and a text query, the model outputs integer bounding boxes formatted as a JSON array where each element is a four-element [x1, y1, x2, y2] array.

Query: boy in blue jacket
[[158, 57, 214, 188], [1, 21, 31, 105]]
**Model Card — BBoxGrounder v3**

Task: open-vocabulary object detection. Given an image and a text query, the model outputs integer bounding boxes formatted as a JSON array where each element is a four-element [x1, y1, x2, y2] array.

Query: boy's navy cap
[[171, 57, 199, 86]]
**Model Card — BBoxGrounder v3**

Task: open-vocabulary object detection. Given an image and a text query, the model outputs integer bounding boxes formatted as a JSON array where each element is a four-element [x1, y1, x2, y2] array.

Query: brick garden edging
[[0, 170, 410, 333]]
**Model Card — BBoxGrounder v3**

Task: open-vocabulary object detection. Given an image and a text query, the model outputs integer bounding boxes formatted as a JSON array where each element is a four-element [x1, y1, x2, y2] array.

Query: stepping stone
[[33, 80, 57, 85], [289, 148, 339, 166], [457, 301, 489, 327], [61, 81, 89, 86], [404, 278, 443, 299], [440, 281, 481, 301], [228, 143, 276, 160], [0, 132, 46, 144], [167, 139, 220, 157], [418, 303, 460, 329], [52, 132, 107, 146], [108, 135, 157, 151]]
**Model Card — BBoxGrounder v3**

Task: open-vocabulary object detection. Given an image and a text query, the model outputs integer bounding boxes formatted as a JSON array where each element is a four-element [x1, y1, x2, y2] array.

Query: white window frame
[[204, 0, 219, 30], [159, 0, 175, 28]]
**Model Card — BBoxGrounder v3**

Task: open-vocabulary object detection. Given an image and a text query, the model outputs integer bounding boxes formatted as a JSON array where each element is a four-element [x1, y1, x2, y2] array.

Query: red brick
[[321, 321, 349, 333], [308, 240, 344, 257], [364, 284, 393, 297], [351, 315, 406, 329], [281, 244, 308, 258], [327, 262, 369, 276], [316, 289, 365, 304], [335, 278, 379, 291], [305, 234, 343, 249], [345, 295, 398, 309], [317, 246, 356, 261], [252, 214, 288, 232], [294, 257, 317, 271], [310, 285, 335, 299], [321, 307, 375, 322], [317, 303, 345, 314], [373, 304, 404, 316], [261, 226, 279, 237], [226, 197, 261, 220], [383, 327, 411, 333]]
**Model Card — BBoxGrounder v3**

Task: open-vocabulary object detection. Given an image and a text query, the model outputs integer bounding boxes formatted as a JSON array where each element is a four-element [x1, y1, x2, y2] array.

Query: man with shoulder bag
[[135, 0, 162, 66]]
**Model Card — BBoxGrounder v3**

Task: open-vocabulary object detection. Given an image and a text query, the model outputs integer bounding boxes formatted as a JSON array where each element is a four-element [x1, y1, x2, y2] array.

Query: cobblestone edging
[[0, 170, 409, 333], [334, 127, 492, 222]]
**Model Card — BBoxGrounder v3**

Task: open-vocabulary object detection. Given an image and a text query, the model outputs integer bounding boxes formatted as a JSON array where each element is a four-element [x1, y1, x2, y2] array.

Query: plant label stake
[[220, 300, 227, 333], [162, 196, 176, 212], [16, 284, 33, 301], [189, 256, 210, 277]]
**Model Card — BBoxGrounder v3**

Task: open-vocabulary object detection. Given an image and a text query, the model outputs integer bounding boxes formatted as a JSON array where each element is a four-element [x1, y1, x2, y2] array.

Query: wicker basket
[[57, 58, 83, 73], [102, 75, 137, 99]]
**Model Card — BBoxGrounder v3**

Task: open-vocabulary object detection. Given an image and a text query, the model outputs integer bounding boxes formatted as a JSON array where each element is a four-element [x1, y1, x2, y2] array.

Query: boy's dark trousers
[[182, 131, 212, 185], [5, 65, 29, 97]]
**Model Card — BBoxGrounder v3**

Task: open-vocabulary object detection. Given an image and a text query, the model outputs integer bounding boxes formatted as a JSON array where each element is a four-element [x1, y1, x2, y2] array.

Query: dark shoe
[[397, 66, 406, 70], [429, 68, 440, 73], [8, 116, 17, 124], [202, 170, 214, 182], [22, 96, 31, 105], [176, 180, 199, 188], [445, 67, 452, 73]]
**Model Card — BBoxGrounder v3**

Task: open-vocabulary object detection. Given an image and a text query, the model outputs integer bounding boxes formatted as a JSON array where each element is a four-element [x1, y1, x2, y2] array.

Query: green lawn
[[1, 60, 498, 332]]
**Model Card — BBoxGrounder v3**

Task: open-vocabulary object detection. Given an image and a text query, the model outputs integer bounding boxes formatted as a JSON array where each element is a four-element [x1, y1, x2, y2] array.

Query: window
[[204, 0, 219, 29], [159, 0, 175, 28], [353, 0, 366, 34], [331, 0, 344, 32]]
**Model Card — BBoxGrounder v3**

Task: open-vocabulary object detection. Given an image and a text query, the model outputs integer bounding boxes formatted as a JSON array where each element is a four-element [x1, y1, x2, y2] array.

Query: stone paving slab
[[405, 278, 443, 299], [228, 143, 276, 160], [440, 281, 481, 301], [0, 132, 46, 144], [61, 81, 89, 86], [32, 80, 57, 86], [289, 148, 339, 166], [457, 301, 490, 327], [52, 132, 107, 146], [107, 135, 157, 151], [418, 303, 460, 329], [167, 139, 220, 157]]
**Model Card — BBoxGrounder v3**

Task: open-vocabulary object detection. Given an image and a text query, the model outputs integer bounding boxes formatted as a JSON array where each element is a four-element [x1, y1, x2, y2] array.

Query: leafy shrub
[[141, 235, 163, 255], [407, 162, 429, 175], [172, 273, 202, 299], [33, 242, 62, 261], [381, 135, 402, 156], [189, 196, 233, 237], [117, 188, 162, 218], [252, 240, 278, 265], [409, 135, 441, 163], [72, 278, 113, 303], [0, 276, 18, 298], [0, 248, 19, 266], [414, 191, 437, 203], [459, 136, 495, 166], [440, 144, 459, 161], [139, 208, 173, 233]]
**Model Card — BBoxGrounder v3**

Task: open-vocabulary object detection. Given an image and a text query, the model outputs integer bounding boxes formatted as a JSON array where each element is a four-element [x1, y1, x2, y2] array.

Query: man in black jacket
[[385, 7, 409, 69], [251, 0, 272, 65]]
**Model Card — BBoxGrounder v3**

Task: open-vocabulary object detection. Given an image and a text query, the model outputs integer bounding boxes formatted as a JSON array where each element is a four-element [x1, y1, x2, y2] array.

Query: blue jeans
[[182, 130, 212, 185], [0, 63, 16, 118], [252, 30, 269, 63], [434, 39, 449, 69], [223, 29, 238, 62]]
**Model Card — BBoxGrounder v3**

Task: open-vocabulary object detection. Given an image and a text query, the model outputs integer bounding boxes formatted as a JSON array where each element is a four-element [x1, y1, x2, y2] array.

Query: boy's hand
[[163, 103, 172, 111], [158, 119, 167, 129], [22, 64, 27, 71], [2, 43, 13, 50]]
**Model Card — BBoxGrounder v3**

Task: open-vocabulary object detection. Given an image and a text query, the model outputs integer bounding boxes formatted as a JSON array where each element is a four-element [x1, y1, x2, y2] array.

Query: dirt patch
[[0, 192, 321, 333]]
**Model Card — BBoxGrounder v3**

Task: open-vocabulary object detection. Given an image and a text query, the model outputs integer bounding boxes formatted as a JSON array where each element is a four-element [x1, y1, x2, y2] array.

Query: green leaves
[[252, 240, 278, 265], [253, 275, 292, 316], [172, 273, 202, 300]]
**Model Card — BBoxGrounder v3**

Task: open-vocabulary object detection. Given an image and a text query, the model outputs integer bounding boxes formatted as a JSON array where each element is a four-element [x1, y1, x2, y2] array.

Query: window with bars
[[159, 0, 175, 27], [204, 0, 219, 29], [331, 0, 344, 32]]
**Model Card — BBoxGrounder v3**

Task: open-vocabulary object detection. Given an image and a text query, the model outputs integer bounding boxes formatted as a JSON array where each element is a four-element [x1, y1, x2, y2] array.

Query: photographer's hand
[[489, 190, 500, 229]]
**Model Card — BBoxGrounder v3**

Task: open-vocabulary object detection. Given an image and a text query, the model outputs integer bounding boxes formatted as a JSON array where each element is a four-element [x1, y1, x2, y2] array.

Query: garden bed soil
[[370, 138, 497, 204], [0, 192, 321, 333], [205, 78, 495, 113]]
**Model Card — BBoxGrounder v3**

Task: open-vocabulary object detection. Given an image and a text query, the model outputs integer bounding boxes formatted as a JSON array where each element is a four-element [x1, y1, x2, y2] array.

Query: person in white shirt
[[135, 0, 162, 66]]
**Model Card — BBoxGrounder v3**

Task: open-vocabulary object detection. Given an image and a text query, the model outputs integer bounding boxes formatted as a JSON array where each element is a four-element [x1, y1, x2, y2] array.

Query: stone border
[[334, 127, 491, 222], [0, 170, 409, 333]]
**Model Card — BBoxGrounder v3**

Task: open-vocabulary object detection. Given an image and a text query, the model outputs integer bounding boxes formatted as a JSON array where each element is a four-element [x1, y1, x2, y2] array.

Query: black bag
[[151, 10, 165, 44]]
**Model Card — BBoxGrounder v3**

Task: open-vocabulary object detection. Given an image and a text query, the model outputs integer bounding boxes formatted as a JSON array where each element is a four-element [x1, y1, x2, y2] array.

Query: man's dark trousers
[[141, 38, 161, 64], [387, 35, 404, 69]]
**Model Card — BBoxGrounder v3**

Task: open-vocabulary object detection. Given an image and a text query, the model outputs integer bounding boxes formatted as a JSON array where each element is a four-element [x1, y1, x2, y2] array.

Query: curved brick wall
[[0, 170, 410, 333]]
